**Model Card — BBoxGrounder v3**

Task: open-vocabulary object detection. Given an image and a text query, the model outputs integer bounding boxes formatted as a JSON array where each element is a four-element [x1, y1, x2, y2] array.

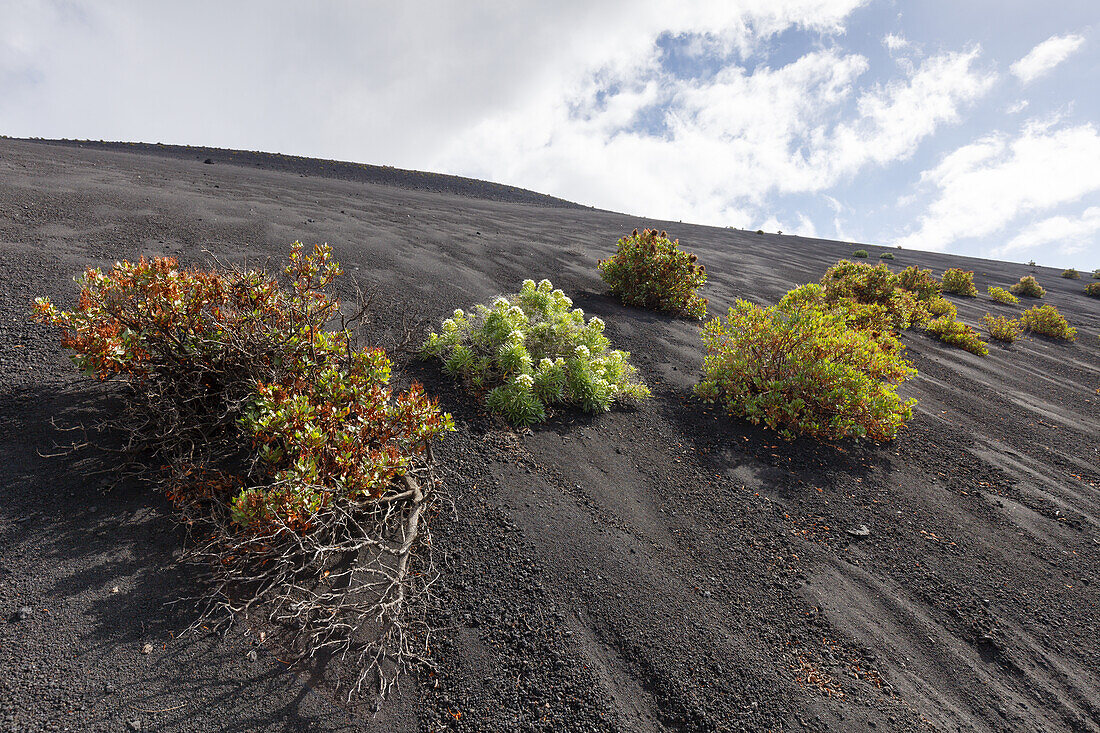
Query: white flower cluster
[[574, 345, 591, 359], [514, 373, 535, 389]]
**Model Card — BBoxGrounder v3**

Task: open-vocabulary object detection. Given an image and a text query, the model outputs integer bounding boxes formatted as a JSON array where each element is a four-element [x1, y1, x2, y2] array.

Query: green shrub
[[597, 228, 707, 319], [987, 286, 1019, 304], [695, 299, 916, 441], [819, 260, 934, 330], [924, 317, 989, 356], [422, 279, 650, 425], [926, 296, 957, 320], [879, 252, 895, 260], [982, 313, 1022, 343], [852, 249, 869, 258], [942, 268, 978, 296], [1093, 269, 1100, 279], [1062, 268, 1081, 279], [1086, 282, 1100, 298], [896, 266, 942, 302], [1020, 304, 1076, 341], [34, 243, 455, 531], [1010, 275, 1045, 298]]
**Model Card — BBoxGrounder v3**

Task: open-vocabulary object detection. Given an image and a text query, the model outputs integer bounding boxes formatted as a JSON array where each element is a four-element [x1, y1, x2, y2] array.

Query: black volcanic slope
[[1, 138, 1098, 733]]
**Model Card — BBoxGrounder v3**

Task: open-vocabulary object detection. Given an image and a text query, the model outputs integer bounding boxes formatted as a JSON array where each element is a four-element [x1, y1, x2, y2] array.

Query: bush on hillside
[[1084, 282, 1100, 298], [852, 249, 869, 258], [819, 260, 935, 330], [695, 299, 916, 442], [987, 286, 1019, 304], [942, 268, 978, 296], [1093, 269, 1100, 279], [924, 317, 989, 356], [422, 279, 650, 425], [597, 228, 708, 319], [1010, 275, 1045, 298], [896, 266, 942, 302], [879, 252, 895, 260], [1062, 268, 1081, 279], [34, 242, 454, 697], [982, 313, 1022, 343], [926, 296, 957, 320], [1020, 304, 1077, 341]]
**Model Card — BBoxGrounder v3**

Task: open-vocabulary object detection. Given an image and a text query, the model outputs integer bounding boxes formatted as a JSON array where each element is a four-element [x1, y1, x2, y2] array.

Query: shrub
[[597, 228, 707, 319], [422, 279, 650, 425], [896, 266, 942, 302], [1062, 268, 1081, 279], [820, 260, 935, 330], [852, 249, 869, 258], [695, 299, 916, 441], [1086, 282, 1100, 298], [1010, 275, 1045, 298], [925, 296, 957, 320], [942, 268, 978, 296], [982, 313, 1022, 343], [34, 243, 454, 695], [924, 317, 989, 356], [1093, 269, 1100, 279], [1020, 304, 1077, 341], [987, 286, 1019, 304], [879, 252, 895, 260]]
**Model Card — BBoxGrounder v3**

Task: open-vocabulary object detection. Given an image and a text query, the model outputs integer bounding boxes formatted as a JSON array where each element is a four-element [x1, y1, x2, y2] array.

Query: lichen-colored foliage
[[422, 279, 650, 426], [1020, 304, 1077, 341], [597, 228, 707, 319], [1062, 268, 1081, 279], [1093, 269, 1100, 279], [1084, 282, 1100, 298], [896, 266, 942, 302], [695, 298, 916, 442], [925, 296, 957, 320], [1010, 275, 1045, 298], [942, 268, 978, 296], [982, 313, 1022, 343], [34, 243, 453, 531], [987, 286, 1019, 304], [879, 252, 895, 260], [852, 249, 869, 258], [924, 317, 989, 356]]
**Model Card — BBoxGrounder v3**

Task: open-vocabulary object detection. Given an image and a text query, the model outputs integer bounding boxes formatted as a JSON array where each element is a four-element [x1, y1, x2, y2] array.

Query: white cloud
[[895, 120, 1100, 253], [883, 33, 909, 52], [1006, 99, 1029, 114], [1010, 33, 1085, 84], [998, 206, 1100, 257]]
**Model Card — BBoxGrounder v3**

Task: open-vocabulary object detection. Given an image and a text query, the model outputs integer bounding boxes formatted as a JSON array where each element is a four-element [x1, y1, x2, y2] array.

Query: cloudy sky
[[2, 1, 1098, 268]]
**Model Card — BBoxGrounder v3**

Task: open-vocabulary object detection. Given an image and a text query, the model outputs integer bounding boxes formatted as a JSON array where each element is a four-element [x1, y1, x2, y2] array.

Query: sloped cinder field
[[1, 139, 1098, 732]]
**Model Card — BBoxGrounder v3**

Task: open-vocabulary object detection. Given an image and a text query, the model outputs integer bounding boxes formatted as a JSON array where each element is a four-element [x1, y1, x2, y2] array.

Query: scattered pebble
[[10, 606, 32, 622], [847, 525, 871, 538], [141, 643, 153, 655]]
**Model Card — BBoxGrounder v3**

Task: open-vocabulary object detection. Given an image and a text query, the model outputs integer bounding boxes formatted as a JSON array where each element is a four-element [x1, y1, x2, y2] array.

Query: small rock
[[127, 719, 142, 730], [10, 606, 31, 622], [847, 525, 871, 538], [104, 682, 117, 694], [202, 158, 213, 164], [702, 590, 712, 598], [247, 650, 258, 662], [111, 586, 120, 594], [141, 643, 153, 655]]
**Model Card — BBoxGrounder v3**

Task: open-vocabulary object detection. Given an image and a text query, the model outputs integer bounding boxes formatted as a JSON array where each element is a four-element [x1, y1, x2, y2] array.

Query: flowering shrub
[[1085, 282, 1100, 298], [1020, 304, 1077, 341], [1062, 268, 1081, 279], [597, 228, 707, 319], [942, 268, 978, 296], [924, 317, 989, 356], [422, 279, 650, 425], [982, 314, 1022, 343], [1010, 275, 1045, 298], [987, 286, 1019, 304], [695, 298, 916, 442], [852, 249, 869, 258]]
